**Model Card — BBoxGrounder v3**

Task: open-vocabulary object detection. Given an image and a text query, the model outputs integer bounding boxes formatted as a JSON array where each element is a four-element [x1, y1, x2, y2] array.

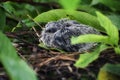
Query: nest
[[2, 20, 120, 80]]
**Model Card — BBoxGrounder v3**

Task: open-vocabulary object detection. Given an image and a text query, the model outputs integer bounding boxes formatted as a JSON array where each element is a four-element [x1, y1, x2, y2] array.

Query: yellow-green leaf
[[59, 0, 80, 11], [71, 34, 109, 45], [96, 11, 119, 46], [34, 9, 103, 31], [75, 44, 108, 68]]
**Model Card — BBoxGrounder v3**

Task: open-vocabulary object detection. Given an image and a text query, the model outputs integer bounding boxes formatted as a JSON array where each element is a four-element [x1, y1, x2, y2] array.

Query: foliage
[[96, 11, 119, 46], [98, 63, 120, 80], [107, 14, 120, 30], [72, 11, 119, 47], [34, 9, 103, 31], [58, 0, 80, 11], [71, 11, 120, 68], [91, 0, 120, 11], [0, 0, 120, 80], [99, 0, 120, 11], [0, 32, 37, 80], [0, 8, 6, 31], [71, 34, 109, 44], [74, 44, 108, 68]]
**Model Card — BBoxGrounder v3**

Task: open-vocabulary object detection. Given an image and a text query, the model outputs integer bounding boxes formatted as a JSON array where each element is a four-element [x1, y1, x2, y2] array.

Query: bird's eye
[[46, 28, 57, 33], [65, 24, 71, 27]]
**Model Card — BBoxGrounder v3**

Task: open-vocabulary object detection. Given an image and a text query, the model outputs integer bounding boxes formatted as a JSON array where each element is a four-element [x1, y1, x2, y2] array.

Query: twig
[[5, 32, 37, 46], [32, 27, 40, 38]]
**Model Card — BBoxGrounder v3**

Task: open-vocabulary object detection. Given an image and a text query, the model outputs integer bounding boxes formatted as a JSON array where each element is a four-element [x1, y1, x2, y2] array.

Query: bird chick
[[40, 18, 100, 52]]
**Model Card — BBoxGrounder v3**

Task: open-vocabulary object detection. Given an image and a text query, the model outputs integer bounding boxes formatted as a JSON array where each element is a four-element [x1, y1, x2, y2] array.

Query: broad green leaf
[[22, 19, 36, 27], [0, 8, 6, 31], [91, 0, 100, 5], [75, 44, 108, 68], [71, 34, 109, 45], [70, 11, 103, 31], [98, 64, 120, 80], [78, 5, 98, 15], [0, 32, 37, 80], [114, 46, 120, 54], [80, 0, 91, 5], [96, 11, 119, 46], [34, 9, 68, 23], [99, 0, 120, 11], [34, 9, 103, 31], [2, 1, 15, 14], [59, 0, 80, 11], [101, 64, 120, 76], [108, 14, 120, 30]]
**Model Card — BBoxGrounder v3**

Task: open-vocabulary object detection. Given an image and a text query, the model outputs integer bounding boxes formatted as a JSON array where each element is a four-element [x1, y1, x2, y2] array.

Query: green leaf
[[107, 14, 120, 30], [22, 19, 36, 27], [91, 0, 100, 5], [75, 44, 108, 68], [99, 0, 120, 11], [0, 8, 6, 31], [34, 9, 103, 31], [2, 1, 15, 14], [70, 11, 103, 31], [0, 32, 37, 80], [91, 0, 120, 11], [71, 34, 109, 45], [80, 0, 91, 5], [34, 9, 68, 23], [114, 46, 120, 54], [96, 11, 119, 46], [98, 64, 120, 80], [59, 0, 80, 11], [101, 63, 120, 76], [78, 5, 98, 15]]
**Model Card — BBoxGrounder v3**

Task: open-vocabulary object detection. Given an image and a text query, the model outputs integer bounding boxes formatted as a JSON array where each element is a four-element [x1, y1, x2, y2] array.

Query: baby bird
[[40, 18, 100, 52]]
